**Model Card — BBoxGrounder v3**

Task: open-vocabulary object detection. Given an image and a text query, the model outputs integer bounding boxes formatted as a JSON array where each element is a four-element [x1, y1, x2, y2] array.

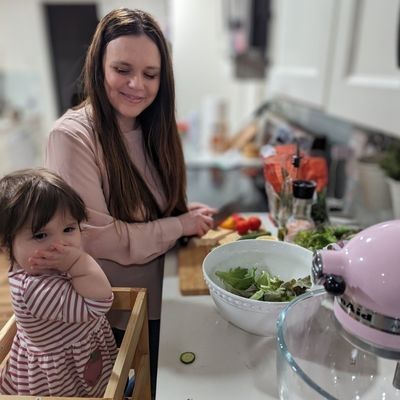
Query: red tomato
[[248, 216, 262, 231], [231, 213, 244, 222], [236, 220, 250, 235]]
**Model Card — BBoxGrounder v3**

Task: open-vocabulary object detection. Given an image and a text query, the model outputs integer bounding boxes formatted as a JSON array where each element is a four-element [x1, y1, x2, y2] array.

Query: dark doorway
[[44, 4, 99, 115]]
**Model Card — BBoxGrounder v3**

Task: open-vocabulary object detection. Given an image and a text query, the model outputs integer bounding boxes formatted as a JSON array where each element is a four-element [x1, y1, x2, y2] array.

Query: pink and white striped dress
[[0, 269, 118, 396]]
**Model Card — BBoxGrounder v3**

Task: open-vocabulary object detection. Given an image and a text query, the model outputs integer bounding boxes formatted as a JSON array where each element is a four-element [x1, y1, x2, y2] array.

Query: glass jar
[[285, 180, 316, 241]]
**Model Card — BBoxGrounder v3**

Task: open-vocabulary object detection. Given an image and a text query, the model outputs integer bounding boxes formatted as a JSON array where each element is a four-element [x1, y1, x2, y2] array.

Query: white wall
[[170, 0, 266, 140], [0, 0, 168, 134], [97, 0, 168, 30], [0, 0, 57, 134], [0, 0, 266, 171]]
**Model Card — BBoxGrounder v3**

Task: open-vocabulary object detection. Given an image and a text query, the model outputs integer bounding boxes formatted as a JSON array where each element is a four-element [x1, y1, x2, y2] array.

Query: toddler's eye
[[64, 227, 76, 233], [33, 232, 47, 240]]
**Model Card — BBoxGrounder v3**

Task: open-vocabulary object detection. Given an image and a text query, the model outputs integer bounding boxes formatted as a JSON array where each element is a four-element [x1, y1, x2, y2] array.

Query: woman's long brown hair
[[82, 8, 187, 222]]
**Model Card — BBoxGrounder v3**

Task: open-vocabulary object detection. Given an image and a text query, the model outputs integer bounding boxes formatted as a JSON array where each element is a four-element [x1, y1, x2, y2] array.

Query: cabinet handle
[[398, 5, 400, 67]]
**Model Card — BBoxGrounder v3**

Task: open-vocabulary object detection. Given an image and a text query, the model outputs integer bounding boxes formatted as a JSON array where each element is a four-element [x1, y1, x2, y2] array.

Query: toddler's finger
[[28, 258, 50, 268], [51, 243, 67, 253], [35, 250, 58, 260]]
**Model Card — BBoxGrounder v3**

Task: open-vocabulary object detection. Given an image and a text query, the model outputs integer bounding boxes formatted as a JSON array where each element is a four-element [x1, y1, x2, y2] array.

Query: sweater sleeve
[[45, 127, 183, 266], [23, 274, 113, 323]]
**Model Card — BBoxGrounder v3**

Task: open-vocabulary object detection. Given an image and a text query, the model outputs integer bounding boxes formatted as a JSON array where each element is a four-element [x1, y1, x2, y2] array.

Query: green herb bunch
[[379, 145, 400, 181], [293, 225, 358, 250]]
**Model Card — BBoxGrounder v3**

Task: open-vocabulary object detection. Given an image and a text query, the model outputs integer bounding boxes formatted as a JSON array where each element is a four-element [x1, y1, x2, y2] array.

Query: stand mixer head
[[312, 220, 400, 389]]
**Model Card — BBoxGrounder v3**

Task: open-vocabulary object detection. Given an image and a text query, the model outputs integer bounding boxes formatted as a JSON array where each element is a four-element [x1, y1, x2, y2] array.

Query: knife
[[213, 199, 241, 229]]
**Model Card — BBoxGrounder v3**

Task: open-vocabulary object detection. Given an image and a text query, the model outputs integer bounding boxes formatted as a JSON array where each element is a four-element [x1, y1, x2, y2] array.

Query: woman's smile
[[120, 92, 145, 103]]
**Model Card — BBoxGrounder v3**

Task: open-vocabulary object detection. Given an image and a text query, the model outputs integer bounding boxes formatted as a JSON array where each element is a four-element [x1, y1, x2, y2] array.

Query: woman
[[45, 8, 215, 397]]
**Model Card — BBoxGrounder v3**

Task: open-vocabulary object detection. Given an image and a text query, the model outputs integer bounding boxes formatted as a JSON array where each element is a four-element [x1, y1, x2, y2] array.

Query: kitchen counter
[[156, 214, 280, 400]]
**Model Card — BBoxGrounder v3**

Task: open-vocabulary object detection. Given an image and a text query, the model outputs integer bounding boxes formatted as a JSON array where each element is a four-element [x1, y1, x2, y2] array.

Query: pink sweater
[[45, 106, 183, 325]]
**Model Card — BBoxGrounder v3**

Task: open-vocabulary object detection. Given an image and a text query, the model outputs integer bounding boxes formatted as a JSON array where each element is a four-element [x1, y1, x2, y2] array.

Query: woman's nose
[[128, 75, 144, 89]]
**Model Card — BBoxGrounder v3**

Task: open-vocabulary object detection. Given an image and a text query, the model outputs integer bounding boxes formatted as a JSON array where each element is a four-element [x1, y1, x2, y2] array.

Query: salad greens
[[293, 225, 358, 251], [215, 267, 311, 302]]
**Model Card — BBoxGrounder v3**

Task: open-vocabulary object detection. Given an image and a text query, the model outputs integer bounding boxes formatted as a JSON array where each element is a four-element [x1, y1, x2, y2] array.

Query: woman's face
[[103, 34, 161, 132]]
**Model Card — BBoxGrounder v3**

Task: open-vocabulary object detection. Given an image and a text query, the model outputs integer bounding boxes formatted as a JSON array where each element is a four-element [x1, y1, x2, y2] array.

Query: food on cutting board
[[237, 230, 270, 240], [218, 231, 241, 245], [195, 214, 274, 246], [219, 214, 263, 234], [236, 219, 250, 235], [193, 227, 233, 246], [248, 216, 262, 231], [219, 215, 236, 230], [215, 214, 273, 245], [215, 266, 311, 302]]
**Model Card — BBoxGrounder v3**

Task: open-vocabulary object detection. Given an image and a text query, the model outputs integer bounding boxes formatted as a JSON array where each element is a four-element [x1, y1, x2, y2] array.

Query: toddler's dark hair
[[0, 168, 87, 263]]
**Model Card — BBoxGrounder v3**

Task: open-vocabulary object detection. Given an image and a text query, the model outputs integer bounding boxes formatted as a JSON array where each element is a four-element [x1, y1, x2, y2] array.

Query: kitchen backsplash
[[269, 98, 399, 227]]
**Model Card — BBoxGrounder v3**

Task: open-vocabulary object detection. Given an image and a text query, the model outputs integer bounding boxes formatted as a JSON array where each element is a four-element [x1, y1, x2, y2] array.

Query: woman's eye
[[145, 74, 157, 80], [115, 67, 129, 74], [33, 233, 46, 240], [64, 227, 76, 233]]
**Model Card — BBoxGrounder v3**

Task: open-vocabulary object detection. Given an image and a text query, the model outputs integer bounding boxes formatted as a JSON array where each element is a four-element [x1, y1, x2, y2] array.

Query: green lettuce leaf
[[215, 267, 311, 302]]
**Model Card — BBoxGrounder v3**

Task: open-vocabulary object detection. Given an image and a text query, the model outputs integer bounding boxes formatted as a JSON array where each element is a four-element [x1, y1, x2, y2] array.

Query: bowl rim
[[202, 239, 313, 306], [276, 288, 338, 399]]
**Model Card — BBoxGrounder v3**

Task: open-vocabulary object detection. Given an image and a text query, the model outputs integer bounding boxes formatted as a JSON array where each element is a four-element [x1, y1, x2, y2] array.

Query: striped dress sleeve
[[22, 274, 113, 323]]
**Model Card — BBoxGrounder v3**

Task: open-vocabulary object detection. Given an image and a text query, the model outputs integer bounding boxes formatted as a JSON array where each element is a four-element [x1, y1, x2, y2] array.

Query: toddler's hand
[[28, 242, 82, 273]]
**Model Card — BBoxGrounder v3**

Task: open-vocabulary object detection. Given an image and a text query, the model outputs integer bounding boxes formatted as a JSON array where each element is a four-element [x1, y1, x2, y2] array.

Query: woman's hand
[[188, 202, 217, 216], [178, 208, 215, 237]]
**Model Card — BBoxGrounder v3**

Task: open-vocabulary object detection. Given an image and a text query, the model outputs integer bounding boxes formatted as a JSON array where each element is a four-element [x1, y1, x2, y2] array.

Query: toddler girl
[[0, 168, 117, 396]]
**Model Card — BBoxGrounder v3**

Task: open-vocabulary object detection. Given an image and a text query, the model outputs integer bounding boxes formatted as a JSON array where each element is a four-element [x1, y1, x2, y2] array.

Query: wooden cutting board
[[178, 243, 213, 295]]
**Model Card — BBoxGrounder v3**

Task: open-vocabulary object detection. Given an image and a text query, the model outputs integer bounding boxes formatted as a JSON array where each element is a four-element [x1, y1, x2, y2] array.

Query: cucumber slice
[[180, 351, 196, 364]]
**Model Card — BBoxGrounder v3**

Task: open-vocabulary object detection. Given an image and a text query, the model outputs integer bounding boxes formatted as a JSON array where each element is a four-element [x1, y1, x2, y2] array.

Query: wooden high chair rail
[[0, 287, 151, 400]]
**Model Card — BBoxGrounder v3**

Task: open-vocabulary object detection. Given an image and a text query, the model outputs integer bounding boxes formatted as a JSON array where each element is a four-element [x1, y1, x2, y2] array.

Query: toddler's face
[[12, 208, 82, 274]]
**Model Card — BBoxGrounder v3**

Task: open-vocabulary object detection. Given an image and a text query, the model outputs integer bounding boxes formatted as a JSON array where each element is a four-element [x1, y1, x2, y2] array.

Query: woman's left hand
[[188, 202, 217, 216]]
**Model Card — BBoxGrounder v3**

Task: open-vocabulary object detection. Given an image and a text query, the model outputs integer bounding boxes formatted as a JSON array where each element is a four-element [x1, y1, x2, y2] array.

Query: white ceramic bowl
[[202, 239, 313, 336]]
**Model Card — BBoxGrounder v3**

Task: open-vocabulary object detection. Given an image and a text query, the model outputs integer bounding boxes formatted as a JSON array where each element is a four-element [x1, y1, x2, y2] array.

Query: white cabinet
[[327, 0, 400, 137], [267, 0, 337, 108], [268, 0, 400, 138]]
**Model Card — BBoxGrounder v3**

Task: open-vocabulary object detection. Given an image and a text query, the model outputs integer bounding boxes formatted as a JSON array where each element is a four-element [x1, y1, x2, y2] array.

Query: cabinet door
[[267, 0, 337, 108], [327, 0, 400, 138]]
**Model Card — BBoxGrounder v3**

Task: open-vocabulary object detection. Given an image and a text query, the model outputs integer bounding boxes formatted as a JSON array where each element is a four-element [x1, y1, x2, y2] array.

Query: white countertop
[[156, 214, 280, 400]]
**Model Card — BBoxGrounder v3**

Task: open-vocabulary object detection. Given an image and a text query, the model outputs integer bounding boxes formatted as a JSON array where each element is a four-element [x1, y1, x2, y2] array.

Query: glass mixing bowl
[[276, 289, 400, 399]]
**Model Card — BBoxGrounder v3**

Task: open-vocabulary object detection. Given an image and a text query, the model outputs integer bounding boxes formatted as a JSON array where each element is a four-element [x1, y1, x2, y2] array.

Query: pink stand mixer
[[312, 219, 400, 389]]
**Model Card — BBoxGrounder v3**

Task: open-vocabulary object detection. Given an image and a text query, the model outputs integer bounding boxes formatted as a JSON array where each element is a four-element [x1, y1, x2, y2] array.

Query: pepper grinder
[[285, 179, 316, 241]]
